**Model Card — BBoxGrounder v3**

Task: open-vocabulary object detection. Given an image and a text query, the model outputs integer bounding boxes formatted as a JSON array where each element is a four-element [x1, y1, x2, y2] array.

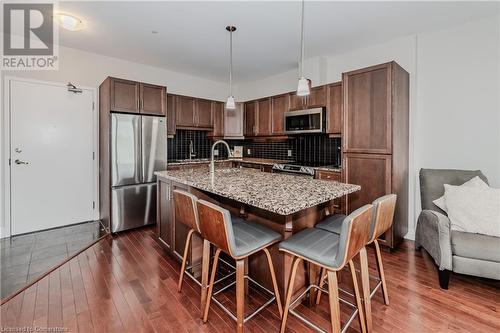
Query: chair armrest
[[415, 210, 453, 270]]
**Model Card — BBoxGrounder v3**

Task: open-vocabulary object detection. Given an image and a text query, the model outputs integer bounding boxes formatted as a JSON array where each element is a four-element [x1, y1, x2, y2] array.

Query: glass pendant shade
[[226, 95, 236, 110], [297, 77, 310, 96]]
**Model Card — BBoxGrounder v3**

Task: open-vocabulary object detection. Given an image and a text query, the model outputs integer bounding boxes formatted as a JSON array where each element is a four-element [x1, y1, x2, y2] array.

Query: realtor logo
[[2, 2, 59, 70]]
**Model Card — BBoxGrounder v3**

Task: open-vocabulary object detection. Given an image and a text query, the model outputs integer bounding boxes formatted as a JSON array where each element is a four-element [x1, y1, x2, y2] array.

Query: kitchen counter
[[155, 167, 358, 215], [155, 166, 359, 301]]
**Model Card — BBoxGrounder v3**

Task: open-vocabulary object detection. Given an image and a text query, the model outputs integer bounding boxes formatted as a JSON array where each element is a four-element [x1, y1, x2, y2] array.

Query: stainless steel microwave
[[284, 108, 325, 134]]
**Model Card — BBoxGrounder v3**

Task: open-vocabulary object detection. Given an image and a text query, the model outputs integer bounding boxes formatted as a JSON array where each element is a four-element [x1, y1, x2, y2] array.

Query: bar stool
[[196, 199, 283, 333], [173, 189, 236, 295], [279, 204, 374, 333], [315, 194, 397, 309]]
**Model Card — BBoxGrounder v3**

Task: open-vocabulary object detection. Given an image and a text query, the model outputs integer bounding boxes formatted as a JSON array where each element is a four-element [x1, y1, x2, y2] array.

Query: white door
[[9, 79, 96, 235]]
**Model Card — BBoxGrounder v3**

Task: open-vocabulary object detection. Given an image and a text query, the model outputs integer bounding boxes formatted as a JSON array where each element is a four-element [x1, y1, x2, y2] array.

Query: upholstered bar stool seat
[[279, 205, 374, 333], [315, 214, 346, 234], [197, 199, 283, 333]]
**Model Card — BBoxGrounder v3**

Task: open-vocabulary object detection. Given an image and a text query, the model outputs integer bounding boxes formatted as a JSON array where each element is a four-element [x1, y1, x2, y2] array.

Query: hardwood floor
[[1, 226, 498, 332]]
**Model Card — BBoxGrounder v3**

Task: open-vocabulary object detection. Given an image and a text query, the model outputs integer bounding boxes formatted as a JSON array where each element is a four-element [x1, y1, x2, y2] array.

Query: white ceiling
[[57, 1, 498, 83]]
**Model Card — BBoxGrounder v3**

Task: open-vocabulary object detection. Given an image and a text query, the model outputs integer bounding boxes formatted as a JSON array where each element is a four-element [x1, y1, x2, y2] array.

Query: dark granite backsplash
[[168, 130, 341, 167]]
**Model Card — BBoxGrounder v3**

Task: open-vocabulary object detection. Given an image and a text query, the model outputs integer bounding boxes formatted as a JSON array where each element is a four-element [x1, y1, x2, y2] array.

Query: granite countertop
[[155, 168, 359, 215]]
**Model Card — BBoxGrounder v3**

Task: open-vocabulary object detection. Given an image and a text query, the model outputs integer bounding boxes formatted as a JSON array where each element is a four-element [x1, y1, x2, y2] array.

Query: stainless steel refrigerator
[[110, 113, 167, 232]]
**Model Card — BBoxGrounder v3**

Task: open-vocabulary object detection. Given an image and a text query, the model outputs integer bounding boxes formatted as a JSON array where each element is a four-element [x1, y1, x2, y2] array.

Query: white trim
[[1, 76, 99, 238]]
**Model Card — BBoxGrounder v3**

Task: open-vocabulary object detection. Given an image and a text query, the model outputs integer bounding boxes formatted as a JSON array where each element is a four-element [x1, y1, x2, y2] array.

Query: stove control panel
[[272, 164, 315, 176]]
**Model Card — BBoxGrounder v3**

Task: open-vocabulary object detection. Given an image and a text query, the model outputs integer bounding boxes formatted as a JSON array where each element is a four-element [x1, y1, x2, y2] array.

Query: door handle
[[14, 159, 29, 165]]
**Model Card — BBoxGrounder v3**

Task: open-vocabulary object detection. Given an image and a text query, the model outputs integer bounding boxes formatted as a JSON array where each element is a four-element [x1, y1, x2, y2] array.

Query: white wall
[[1, 45, 228, 100], [235, 15, 499, 240], [1, 45, 229, 237]]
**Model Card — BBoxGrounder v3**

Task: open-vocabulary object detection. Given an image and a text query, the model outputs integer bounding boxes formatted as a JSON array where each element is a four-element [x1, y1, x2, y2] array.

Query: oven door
[[284, 108, 324, 134]]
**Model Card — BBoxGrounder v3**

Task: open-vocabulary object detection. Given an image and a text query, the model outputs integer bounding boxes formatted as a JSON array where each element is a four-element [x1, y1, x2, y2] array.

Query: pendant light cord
[[299, 0, 305, 78], [229, 28, 233, 96]]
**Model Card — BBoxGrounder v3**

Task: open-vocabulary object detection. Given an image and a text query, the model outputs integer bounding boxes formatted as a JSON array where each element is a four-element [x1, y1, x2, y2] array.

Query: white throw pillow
[[433, 176, 489, 213], [444, 184, 500, 237]]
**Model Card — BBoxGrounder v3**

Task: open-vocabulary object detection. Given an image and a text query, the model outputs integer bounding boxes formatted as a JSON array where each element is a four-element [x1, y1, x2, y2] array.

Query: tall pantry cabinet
[[342, 62, 409, 249]]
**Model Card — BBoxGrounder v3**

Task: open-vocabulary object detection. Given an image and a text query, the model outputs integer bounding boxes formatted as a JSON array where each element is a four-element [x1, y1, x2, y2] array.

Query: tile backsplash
[[168, 130, 341, 167]]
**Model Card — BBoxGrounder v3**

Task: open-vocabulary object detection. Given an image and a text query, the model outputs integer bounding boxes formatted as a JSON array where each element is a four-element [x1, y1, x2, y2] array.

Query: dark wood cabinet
[[110, 78, 140, 113], [140, 83, 166, 115], [166, 94, 176, 137], [174, 95, 214, 130], [175, 95, 196, 127], [244, 101, 257, 136], [211, 102, 224, 138], [343, 153, 392, 212], [271, 94, 287, 135], [109, 78, 166, 115], [342, 62, 409, 249], [326, 83, 342, 135], [257, 98, 272, 136], [343, 64, 391, 154], [195, 99, 213, 128], [288, 85, 327, 111]]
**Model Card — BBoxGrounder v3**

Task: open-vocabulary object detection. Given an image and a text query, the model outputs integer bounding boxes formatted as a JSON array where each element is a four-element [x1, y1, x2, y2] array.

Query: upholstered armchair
[[415, 169, 500, 289]]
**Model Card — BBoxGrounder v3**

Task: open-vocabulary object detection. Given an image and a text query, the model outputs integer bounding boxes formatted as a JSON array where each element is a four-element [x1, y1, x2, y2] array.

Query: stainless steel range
[[272, 163, 315, 176]]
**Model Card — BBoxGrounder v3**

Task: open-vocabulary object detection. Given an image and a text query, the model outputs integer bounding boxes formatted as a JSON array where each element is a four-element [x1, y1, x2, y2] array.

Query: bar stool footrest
[[210, 275, 277, 324], [289, 284, 360, 333]]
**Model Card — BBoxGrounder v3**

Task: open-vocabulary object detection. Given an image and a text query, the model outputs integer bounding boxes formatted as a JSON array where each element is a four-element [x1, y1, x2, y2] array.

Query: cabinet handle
[[137, 99, 140, 110], [141, 99, 144, 110]]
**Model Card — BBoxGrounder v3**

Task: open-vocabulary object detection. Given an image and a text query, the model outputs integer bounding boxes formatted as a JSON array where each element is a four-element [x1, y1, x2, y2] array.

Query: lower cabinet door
[[343, 153, 391, 213]]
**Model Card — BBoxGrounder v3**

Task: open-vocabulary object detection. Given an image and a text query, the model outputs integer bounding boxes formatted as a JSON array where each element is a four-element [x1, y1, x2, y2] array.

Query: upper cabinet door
[[166, 94, 176, 136], [224, 103, 244, 138], [195, 99, 213, 128], [175, 95, 196, 127], [257, 98, 271, 136], [211, 102, 224, 137], [326, 83, 342, 135], [271, 94, 287, 135], [288, 92, 306, 111], [343, 64, 392, 154], [307, 86, 327, 108], [244, 101, 257, 136], [140, 83, 166, 115], [110, 78, 140, 113], [288, 85, 327, 111]]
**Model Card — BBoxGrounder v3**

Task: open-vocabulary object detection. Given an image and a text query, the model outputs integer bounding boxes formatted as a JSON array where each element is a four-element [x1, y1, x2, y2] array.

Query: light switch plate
[[247, 149, 251, 155], [214, 149, 219, 156], [287, 150, 292, 157]]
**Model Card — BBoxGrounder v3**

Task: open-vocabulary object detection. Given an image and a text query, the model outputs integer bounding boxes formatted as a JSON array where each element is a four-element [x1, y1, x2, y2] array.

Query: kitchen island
[[155, 166, 360, 299]]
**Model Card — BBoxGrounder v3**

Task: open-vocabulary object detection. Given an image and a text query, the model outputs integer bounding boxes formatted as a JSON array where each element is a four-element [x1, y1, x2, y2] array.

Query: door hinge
[[92, 201, 95, 209], [92, 152, 95, 160], [92, 101, 95, 110], [8, 158, 11, 166]]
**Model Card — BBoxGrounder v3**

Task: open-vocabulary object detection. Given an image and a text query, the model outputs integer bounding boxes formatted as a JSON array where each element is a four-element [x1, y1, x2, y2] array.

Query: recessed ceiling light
[[151, 30, 159, 34], [56, 13, 85, 31]]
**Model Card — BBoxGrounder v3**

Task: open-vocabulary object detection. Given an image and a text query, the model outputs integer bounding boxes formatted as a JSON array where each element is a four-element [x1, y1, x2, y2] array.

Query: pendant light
[[297, 0, 310, 96], [225, 26, 236, 110]]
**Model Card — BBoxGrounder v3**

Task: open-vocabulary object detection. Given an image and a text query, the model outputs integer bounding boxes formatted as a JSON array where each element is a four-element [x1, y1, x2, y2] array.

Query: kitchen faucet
[[210, 140, 232, 176], [189, 140, 196, 160]]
